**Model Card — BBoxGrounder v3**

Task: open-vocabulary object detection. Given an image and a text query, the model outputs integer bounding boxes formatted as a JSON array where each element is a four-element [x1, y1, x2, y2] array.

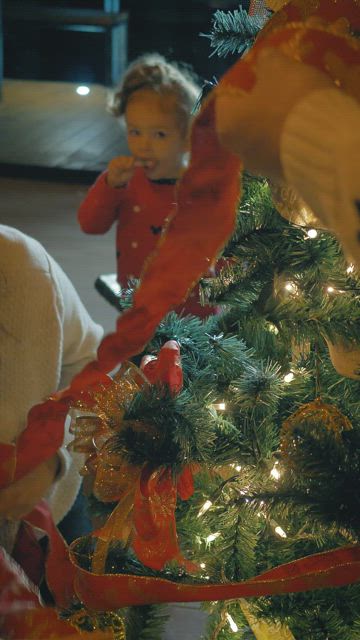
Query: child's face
[[125, 89, 188, 180]]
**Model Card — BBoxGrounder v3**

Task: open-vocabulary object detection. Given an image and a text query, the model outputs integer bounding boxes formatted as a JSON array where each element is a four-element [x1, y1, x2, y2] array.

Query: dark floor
[[0, 79, 129, 333], [0, 79, 128, 180]]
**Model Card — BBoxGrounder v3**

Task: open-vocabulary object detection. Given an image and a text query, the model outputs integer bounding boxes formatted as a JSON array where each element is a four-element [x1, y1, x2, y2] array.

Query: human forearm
[[77, 171, 121, 233], [281, 88, 360, 264]]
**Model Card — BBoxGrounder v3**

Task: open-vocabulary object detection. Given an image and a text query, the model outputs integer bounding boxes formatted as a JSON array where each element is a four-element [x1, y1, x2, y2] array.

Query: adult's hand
[[215, 49, 333, 181]]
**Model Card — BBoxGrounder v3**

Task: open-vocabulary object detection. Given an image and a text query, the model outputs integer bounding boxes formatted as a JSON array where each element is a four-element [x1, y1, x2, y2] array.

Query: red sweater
[[78, 168, 217, 318]]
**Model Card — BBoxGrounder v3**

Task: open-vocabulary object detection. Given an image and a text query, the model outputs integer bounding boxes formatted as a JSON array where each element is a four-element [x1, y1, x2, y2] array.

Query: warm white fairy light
[[306, 228, 318, 238], [347, 264, 355, 274], [200, 562, 206, 569], [275, 525, 287, 538], [198, 500, 213, 517], [206, 532, 221, 543], [268, 322, 279, 335], [327, 286, 335, 293], [213, 401, 226, 411], [285, 282, 295, 292], [226, 613, 239, 633], [283, 371, 294, 383], [270, 463, 281, 480]]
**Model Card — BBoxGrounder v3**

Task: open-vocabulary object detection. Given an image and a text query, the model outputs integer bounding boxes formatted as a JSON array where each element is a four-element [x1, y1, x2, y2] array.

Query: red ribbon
[[91, 341, 194, 571], [0, 546, 112, 639], [1, 0, 360, 616], [141, 340, 183, 395], [71, 543, 360, 610]]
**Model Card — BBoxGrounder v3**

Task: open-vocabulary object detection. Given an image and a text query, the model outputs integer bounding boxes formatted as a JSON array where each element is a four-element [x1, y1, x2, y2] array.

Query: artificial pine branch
[[201, 6, 268, 58]]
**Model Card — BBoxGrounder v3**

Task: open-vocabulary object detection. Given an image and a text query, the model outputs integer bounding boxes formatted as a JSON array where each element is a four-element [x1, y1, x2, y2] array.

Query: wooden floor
[[0, 79, 128, 180]]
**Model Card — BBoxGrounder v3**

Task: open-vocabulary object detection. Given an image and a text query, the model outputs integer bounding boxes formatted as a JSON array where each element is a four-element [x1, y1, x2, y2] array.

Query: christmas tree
[[4, 2, 358, 639], [66, 168, 360, 639], [59, 2, 360, 639]]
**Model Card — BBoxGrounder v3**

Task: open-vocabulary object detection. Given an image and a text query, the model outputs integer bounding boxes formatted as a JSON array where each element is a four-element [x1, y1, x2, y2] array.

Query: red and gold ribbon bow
[[70, 341, 196, 573]]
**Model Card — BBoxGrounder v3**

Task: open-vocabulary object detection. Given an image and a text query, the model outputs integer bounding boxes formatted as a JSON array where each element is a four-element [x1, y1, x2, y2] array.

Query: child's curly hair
[[108, 53, 201, 135]]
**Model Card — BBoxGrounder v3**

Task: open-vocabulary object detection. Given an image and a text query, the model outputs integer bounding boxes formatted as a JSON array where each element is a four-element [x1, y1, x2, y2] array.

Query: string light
[[327, 286, 335, 293], [270, 519, 287, 538], [274, 525, 287, 538], [270, 463, 281, 480], [257, 499, 265, 517], [197, 500, 213, 517], [347, 264, 355, 274], [226, 613, 239, 633], [206, 532, 221, 543], [284, 281, 300, 296], [200, 562, 206, 569], [283, 371, 294, 383], [268, 322, 279, 335], [285, 282, 295, 292], [306, 228, 318, 238], [212, 401, 226, 411]]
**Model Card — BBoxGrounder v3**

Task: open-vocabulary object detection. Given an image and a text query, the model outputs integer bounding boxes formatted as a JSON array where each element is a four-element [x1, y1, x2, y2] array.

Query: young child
[[78, 53, 218, 318]]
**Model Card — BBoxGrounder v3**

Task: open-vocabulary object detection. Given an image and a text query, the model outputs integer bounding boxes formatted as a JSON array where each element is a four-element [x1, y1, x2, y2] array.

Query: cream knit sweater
[[281, 88, 360, 268], [0, 225, 103, 532]]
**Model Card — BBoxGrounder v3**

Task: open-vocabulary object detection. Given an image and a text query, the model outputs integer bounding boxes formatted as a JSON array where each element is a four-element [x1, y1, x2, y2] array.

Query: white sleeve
[[0, 226, 104, 525], [44, 254, 104, 523], [281, 88, 360, 266], [47, 255, 103, 390]]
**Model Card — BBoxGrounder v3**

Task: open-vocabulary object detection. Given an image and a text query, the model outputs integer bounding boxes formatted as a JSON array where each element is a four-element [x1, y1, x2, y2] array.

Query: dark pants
[[57, 485, 93, 544], [40, 486, 92, 603]]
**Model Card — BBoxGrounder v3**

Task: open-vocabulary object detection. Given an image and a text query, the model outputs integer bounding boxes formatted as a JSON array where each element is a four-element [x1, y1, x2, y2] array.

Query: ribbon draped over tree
[[1, 0, 360, 623]]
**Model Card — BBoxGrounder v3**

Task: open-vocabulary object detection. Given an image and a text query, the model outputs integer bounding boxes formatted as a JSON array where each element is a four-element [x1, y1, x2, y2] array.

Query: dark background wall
[[122, 0, 250, 80], [2, 1, 250, 86]]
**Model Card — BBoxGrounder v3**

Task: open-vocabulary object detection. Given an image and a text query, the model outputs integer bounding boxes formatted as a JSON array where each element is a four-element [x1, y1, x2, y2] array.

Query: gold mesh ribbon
[[281, 397, 353, 462], [240, 599, 296, 639], [269, 182, 324, 228], [266, 0, 290, 11], [68, 361, 149, 574], [67, 608, 126, 640]]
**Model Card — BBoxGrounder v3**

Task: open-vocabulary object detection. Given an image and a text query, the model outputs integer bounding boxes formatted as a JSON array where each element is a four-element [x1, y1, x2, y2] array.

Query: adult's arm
[[0, 227, 103, 523], [215, 50, 360, 266], [281, 88, 360, 266]]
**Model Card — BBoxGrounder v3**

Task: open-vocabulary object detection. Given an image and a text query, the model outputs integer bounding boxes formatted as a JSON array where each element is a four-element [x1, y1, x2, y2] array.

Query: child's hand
[[107, 156, 136, 188]]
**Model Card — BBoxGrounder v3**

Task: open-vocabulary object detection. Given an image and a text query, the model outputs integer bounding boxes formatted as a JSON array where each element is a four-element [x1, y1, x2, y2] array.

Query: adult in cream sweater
[[215, 51, 360, 269], [0, 225, 103, 551]]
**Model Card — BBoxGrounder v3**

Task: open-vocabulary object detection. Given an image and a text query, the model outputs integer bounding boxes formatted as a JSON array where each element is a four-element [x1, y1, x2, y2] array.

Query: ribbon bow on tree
[[69, 341, 195, 575]]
